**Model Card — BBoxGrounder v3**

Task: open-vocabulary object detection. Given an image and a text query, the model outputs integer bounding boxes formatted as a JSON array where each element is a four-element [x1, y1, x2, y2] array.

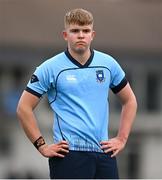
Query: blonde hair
[[64, 8, 94, 28]]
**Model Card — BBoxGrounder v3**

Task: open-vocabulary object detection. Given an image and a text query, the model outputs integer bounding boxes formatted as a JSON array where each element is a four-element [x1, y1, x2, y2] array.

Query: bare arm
[[17, 90, 69, 158], [100, 83, 137, 157]]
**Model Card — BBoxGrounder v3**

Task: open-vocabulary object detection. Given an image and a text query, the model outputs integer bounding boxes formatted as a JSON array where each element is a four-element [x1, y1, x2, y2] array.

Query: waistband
[[69, 144, 104, 153]]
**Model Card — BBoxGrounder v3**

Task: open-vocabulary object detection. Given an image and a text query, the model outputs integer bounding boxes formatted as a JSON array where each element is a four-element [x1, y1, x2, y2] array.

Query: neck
[[68, 48, 91, 65]]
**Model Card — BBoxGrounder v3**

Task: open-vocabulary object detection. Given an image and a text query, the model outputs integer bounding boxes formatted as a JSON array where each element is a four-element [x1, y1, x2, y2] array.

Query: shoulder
[[35, 51, 67, 74], [93, 50, 120, 67], [40, 51, 65, 68]]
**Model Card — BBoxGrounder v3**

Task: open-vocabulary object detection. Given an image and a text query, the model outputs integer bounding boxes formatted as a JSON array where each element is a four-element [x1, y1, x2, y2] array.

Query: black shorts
[[48, 150, 119, 179]]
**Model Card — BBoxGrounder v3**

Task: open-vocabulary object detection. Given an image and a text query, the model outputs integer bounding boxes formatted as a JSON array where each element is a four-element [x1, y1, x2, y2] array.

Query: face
[[63, 24, 95, 55]]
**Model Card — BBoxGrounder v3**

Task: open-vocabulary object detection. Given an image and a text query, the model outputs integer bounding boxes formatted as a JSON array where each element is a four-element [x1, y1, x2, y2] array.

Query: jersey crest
[[96, 70, 105, 83]]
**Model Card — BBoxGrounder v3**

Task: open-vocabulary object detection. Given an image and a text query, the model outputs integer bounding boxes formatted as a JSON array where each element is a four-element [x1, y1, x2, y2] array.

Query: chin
[[75, 47, 87, 54]]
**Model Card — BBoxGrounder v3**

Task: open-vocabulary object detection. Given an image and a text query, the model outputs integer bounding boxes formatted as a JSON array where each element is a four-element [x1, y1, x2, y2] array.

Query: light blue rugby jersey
[[26, 49, 127, 152]]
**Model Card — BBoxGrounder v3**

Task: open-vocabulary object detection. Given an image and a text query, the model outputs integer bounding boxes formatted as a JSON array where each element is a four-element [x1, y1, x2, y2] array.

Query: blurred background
[[0, 0, 162, 178]]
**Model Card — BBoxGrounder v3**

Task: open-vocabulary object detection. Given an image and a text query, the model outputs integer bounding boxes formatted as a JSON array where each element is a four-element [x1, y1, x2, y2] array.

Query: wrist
[[33, 136, 46, 150], [117, 134, 128, 144]]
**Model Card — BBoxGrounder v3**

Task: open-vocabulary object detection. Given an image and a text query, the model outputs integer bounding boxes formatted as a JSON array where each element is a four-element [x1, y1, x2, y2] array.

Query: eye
[[83, 29, 91, 33], [70, 29, 80, 33]]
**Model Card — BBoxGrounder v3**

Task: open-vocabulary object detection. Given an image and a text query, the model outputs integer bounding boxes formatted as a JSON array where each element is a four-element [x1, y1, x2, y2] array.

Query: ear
[[91, 30, 96, 40], [62, 30, 68, 41]]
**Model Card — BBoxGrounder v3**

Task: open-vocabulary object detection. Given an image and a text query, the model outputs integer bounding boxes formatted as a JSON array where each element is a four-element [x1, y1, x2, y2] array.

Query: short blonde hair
[[64, 8, 94, 28]]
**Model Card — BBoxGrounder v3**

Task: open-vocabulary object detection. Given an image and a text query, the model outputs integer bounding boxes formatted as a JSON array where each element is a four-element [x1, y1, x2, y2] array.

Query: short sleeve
[[110, 59, 128, 94], [25, 63, 52, 98]]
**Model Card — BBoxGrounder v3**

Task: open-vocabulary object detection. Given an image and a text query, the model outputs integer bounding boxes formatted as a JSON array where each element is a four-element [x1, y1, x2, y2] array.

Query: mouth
[[76, 41, 86, 45]]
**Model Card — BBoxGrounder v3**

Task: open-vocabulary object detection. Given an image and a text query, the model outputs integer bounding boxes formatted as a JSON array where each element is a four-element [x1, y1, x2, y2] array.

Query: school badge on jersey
[[96, 70, 105, 83]]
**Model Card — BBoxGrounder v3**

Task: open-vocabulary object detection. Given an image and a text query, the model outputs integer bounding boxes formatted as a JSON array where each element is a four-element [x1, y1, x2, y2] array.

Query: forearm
[[117, 97, 137, 143]]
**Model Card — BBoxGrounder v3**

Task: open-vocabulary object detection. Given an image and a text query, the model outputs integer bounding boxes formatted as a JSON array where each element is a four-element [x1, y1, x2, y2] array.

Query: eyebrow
[[69, 28, 91, 33]]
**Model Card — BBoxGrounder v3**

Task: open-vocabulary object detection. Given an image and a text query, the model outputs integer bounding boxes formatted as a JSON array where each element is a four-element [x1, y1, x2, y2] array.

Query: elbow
[[16, 103, 22, 120], [124, 93, 138, 113], [135, 98, 138, 111], [134, 94, 138, 109], [16, 102, 26, 121], [131, 94, 138, 113]]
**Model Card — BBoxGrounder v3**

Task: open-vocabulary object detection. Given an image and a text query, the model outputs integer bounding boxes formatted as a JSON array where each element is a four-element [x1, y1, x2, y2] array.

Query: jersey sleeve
[[25, 63, 52, 98], [110, 59, 128, 94]]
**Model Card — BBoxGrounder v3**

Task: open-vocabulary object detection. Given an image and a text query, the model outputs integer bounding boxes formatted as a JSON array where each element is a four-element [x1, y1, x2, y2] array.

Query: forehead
[[66, 24, 93, 30]]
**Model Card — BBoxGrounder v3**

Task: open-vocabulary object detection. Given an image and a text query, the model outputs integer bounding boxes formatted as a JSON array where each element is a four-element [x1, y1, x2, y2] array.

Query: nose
[[78, 30, 84, 38]]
